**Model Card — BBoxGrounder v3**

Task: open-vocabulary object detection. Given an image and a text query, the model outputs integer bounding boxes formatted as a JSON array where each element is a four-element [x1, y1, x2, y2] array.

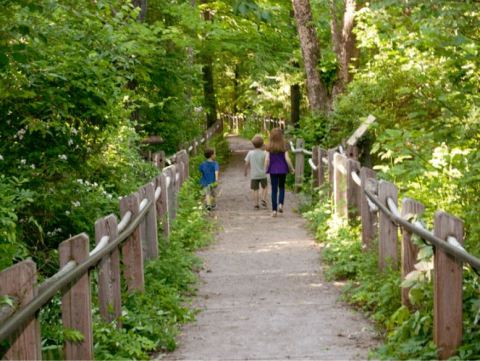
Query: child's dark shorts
[[251, 178, 267, 190]]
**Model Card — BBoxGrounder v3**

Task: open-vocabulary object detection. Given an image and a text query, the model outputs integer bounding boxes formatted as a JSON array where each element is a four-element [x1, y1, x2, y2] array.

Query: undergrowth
[[36, 133, 231, 360], [37, 178, 214, 360], [302, 188, 480, 360]]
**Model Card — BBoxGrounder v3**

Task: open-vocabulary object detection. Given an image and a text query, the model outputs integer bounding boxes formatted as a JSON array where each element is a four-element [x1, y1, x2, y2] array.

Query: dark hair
[[266, 128, 286, 153], [251, 135, 264, 149], [204, 148, 215, 159]]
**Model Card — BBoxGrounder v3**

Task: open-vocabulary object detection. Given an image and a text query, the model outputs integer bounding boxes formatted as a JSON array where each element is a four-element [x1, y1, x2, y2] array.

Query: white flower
[[71, 201, 81, 207], [0, 155, 3, 160], [30, 164, 35, 169], [65, 210, 70, 216], [16, 128, 26, 140], [107, 194, 112, 199], [71, 128, 78, 135], [20, 159, 26, 165], [68, 139, 74, 146], [58, 154, 68, 160], [76, 179, 84, 184]]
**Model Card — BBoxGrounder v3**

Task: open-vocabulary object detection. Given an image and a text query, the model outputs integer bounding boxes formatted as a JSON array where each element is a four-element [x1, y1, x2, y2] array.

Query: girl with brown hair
[[264, 128, 294, 217]]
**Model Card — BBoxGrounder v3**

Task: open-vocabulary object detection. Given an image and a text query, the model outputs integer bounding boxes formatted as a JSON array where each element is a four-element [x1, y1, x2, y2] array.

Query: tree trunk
[[132, 0, 147, 21], [291, 0, 329, 114], [202, 60, 218, 127], [331, 0, 360, 97], [201, 1, 218, 128], [233, 64, 239, 114], [290, 84, 301, 128]]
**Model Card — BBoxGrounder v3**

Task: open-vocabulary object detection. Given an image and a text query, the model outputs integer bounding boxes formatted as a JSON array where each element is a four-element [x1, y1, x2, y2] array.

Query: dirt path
[[156, 136, 378, 361]]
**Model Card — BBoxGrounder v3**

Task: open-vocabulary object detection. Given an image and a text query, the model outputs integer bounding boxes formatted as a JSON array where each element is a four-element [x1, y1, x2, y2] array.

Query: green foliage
[[316, 4, 480, 356], [0, 0, 204, 275], [0, 176, 33, 269]]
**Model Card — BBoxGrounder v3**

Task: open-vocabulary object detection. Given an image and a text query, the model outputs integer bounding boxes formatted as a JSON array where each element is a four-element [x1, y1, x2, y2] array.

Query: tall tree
[[201, 1, 218, 127], [132, 0, 148, 21], [330, 0, 361, 97], [291, 0, 329, 113]]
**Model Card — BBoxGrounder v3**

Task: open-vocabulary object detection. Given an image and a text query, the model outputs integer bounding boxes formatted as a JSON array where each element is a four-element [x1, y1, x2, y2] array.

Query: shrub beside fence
[[290, 117, 480, 360], [0, 122, 221, 360]]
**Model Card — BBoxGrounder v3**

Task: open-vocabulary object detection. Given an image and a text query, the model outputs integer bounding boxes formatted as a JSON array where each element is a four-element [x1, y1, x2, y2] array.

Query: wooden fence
[[220, 113, 285, 134], [290, 121, 480, 360], [0, 121, 222, 360]]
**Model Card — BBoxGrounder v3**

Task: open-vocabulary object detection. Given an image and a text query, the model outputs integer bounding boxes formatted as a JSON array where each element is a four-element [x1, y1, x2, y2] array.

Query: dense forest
[[1, 0, 479, 359]]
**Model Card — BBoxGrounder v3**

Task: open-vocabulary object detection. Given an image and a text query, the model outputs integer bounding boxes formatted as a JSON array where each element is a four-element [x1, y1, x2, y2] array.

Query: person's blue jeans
[[270, 174, 286, 211]]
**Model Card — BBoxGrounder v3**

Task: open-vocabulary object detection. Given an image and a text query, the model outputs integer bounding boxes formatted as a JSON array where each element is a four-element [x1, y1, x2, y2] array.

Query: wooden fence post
[[346, 158, 361, 220], [346, 145, 359, 160], [0, 260, 41, 360], [400, 198, 425, 308], [139, 182, 158, 260], [59, 234, 93, 360], [119, 193, 145, 293], [95, 215, 122, 325], [152, 151, 165, 170], [312, 146, 319, 187], [433, 211, 464, 360], [176, 150, 189, 181], [155, 173, 169, 238], [318, 148, 327, 187], [360, 167, 377, 250], [333, 153, 348, 218], [163, 165, 177, 222], [327, 149, 336, 198], [378, 180, 399, 270], [294, 139, 305, 191]]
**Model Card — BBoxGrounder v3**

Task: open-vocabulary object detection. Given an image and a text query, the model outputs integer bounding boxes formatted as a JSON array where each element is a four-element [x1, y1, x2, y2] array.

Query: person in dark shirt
[[199, 148, 219, 210]]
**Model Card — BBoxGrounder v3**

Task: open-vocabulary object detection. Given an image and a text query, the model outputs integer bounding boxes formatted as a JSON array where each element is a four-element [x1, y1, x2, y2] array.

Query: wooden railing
[[0, 121, 222, 360], [220, 113, 286, 134], [290, 119, 480, 360]]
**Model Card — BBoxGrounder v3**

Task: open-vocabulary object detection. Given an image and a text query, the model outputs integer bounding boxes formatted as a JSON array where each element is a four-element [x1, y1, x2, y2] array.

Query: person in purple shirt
[[199, 148, 219, 211], [264, 128, 294, 217]]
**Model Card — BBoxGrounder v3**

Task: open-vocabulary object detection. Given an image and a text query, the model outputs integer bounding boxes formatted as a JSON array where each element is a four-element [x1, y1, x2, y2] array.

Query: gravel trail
[[156, 136, 378, 361]]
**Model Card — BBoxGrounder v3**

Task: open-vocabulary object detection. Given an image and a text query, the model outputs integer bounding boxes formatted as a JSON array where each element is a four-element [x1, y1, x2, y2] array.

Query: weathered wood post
[[433, 212, 464, 360], [59, 234, 93, 360], [176, 150, 189, 182], [163, 165, 177, 222], [139, 182, 158, 260], [333, 153, 348, 218], [346, 158, 361, 220], [0, 260, 41, 360], [155, 173, 169, 237], [346, 145, 359, 160], [119, 193, 145, 293], [318, 148, 327, 187], [327, 149, 336, 197], [192, 138, 198, 156], [95, 215, 122, 325], [378, 180, 399, 270], [400, 198, 425, 308], [360, 167, 377, 250], [312, 146, 319, 187], [294, 139, 305, 191], [152, 151, 166, 170]]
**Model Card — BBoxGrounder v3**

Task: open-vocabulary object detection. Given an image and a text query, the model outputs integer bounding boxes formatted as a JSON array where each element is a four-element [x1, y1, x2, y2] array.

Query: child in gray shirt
[[244, 135, 268, 209]]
